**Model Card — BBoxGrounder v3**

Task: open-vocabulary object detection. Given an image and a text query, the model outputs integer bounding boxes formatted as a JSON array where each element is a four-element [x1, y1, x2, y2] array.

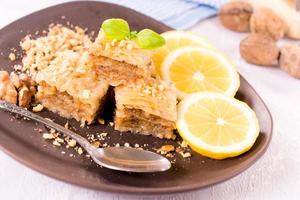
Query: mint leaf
[[128, 31, 138, 40], [101, 18, 130, 40], [136, 29, 165, 49]]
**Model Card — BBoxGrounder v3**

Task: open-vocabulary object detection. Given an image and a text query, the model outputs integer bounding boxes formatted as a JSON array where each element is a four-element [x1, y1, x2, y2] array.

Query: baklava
[[89, 30, 154, 86], [35, 51, 109, 125], [114, 79, 177, 139]]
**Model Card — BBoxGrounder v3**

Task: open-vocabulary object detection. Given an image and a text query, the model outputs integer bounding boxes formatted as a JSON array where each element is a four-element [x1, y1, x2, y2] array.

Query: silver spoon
[[0, 101, 171, 173]]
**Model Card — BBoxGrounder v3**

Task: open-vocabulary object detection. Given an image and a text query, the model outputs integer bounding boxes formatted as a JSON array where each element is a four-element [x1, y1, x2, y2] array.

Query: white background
[[0, 1, 300, 199]]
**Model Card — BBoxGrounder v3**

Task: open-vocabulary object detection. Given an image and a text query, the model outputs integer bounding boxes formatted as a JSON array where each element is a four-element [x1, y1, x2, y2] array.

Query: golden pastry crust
[[89, 30, 154, 86], [114, 78, 177, 139], [35, 51, 109, 124]]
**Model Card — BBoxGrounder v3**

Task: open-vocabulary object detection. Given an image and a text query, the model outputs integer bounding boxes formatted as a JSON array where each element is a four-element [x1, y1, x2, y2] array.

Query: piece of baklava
[[114, 79, 177, 139], [35, 50, 109, 125], [89, 30, 154, 86]]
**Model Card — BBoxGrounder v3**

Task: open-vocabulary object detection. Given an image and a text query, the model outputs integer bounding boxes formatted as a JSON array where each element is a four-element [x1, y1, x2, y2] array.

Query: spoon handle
[[0, 100, 92, 150]]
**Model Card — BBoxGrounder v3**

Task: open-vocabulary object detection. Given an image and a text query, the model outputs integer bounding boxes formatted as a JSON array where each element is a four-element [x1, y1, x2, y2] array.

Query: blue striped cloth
[[102, 0, 227, 29]]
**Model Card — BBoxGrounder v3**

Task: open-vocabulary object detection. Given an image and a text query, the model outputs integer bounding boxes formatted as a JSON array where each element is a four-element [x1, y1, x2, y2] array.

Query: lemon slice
[[162, 46, 240, 98], [177, 92, 260, 159], [153, 31, 213, 75]]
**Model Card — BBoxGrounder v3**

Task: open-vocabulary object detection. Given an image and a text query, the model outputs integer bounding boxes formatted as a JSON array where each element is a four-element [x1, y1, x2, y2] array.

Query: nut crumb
[[56, 137, 64, 143], [32, 104, 44, 112], [124, 142, 130, 147], [64, 122, 69, 129], [157, 145, 175, 154], [98, 118, 105, 125], [9, 53, 16, 61], [68, 139, 76, 147], [180, 152, 191, 158], [77, 147, 83, 155], [53, 140, 61, 146], [109, 122, 114, 126], [42, 133, 55, 139], [91, 141, 101, 148], [180, 141, 188, 148]]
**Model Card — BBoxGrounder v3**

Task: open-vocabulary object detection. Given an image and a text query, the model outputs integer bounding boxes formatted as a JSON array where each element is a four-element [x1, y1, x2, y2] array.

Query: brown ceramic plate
[[0, 1, 272, 195]]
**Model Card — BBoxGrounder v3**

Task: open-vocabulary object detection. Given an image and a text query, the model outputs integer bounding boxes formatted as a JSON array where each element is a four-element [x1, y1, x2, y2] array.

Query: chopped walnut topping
[[56, 137, 64, 144], [126, 44, 133, 50], [64, 122, 69, 129], [158, 84, 165, 91], [13, 65, 22, 71], [0, 71, 17, 104], [77, 147, 83, 155], [180, 141, 188, 148], [9, 53, 16, 61], [18, 86, 31, 107], [10, 72, 22, 89], [98, 118, 105, 125], [91, 141, 101, 148], [32, 104, 44, 112], [124, 142, 130, 147], [42, 133, 55, 139], [68, 139, 77, 147], [180, 151, 191, 158], [157, 145, 175, 154], [53, 140, 61, 146]]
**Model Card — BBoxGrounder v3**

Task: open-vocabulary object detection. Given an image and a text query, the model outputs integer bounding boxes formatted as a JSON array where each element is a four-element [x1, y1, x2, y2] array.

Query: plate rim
[[0, 0, 273, 195]]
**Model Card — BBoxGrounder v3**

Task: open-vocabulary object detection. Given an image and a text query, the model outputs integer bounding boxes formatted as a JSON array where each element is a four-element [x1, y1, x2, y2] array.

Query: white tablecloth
[[1, 1, 300, 199]]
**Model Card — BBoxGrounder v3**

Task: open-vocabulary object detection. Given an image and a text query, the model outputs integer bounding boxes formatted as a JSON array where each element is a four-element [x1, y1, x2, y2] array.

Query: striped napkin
[[102, 0, 227, 29]]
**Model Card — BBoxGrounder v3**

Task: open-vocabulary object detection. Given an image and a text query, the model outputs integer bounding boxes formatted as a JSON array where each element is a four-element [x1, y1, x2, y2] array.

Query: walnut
[[239, 34, 279, 66], [250, 8, 287, 41], [10, 72, 22, 89], [219, 1, 253, 32], [279, 44, 300, 78], [18, 86, 31, 107], [0, 71, 17, 104]]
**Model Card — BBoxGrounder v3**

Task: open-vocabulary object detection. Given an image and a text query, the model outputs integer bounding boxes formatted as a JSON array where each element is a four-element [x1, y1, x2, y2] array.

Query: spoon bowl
[[91, 146, 171, 172]]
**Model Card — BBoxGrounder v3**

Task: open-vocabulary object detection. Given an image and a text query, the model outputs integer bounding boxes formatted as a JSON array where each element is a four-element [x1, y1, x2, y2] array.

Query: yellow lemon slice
[[153, 31, 213, 76], [162, 46, 240, 98], [177, 92, 260, 159]]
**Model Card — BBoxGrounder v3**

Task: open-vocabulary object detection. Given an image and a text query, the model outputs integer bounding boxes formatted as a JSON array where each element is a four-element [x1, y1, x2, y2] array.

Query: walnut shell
[[279, 44, 300, 78], [239, 34, 279, 66], [219, 1, 253, 32], [250, 8, 287, 41]]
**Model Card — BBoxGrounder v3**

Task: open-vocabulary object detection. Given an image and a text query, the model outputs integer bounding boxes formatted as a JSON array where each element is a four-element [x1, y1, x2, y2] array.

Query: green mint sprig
[[101, 18, 165, 49]]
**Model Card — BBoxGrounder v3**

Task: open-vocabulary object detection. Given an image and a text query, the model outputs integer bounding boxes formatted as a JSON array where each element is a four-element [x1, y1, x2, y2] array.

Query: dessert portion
[[114, 79, 177, 139], [18, 24, 110, 125], [35, 51, 109, 125], [89, 30, 154, 86]]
